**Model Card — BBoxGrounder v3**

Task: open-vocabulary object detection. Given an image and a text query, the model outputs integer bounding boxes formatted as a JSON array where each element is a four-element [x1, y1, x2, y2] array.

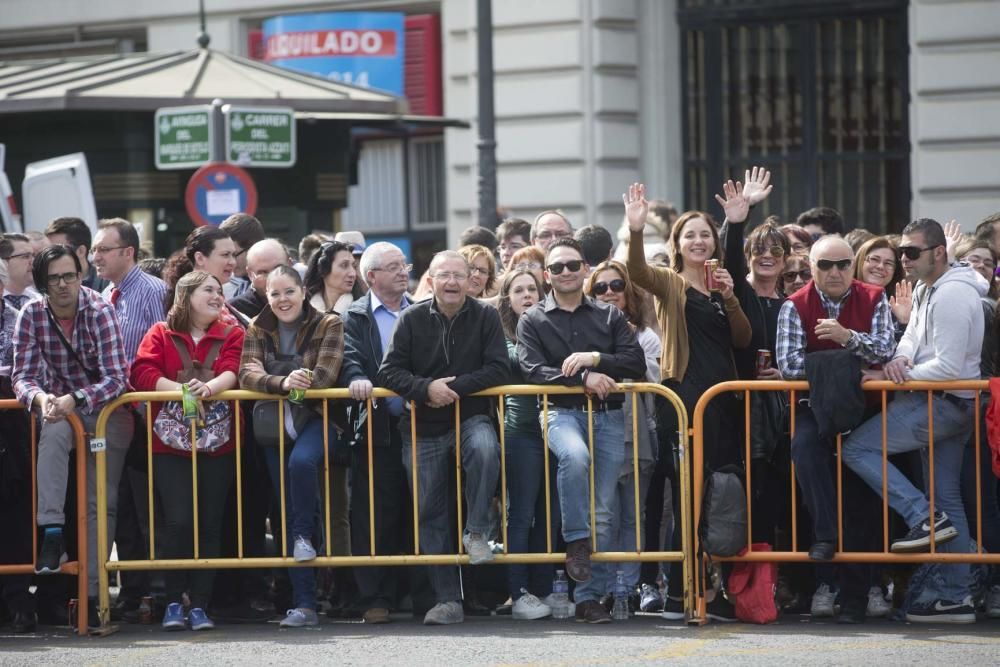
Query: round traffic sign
[[184, 162, 258, 227]]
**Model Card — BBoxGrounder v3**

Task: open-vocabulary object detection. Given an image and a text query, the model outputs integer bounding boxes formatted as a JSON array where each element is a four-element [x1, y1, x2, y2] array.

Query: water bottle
[[612, 570, 629, 621], [550, 570, 570, 619]]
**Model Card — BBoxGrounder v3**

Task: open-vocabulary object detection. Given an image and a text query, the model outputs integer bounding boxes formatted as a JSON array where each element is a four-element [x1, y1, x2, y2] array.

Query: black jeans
[[351, 417, 409, 610], [154, 451, 235, 609]]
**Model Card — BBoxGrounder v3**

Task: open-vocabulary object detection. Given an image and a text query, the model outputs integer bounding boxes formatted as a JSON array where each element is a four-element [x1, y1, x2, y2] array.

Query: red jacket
[[130, 321, 245, 457]]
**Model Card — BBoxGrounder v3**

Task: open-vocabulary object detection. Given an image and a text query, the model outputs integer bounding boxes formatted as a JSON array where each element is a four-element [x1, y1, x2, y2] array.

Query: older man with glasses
[[377, 250, 508, 626], [531, 211, 574, 252], [775, 235, 895, 622]]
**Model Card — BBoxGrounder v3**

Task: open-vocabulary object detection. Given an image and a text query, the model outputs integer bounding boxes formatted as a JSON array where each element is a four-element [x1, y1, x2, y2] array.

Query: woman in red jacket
[[130, 270, 245, 632]]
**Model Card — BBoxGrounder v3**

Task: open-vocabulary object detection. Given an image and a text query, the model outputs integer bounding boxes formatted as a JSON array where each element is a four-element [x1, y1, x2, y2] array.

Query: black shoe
[[808, 541, 836, 562], [837, 598, 867, 625], [905, 597, 976, 624], [12, 611, 36, 633], [35, 530, 67, 574], [707, 595, 738, 623], [599, 593, 613, 613], [891, 512, 958, 553], [87, 600, 101, 628]]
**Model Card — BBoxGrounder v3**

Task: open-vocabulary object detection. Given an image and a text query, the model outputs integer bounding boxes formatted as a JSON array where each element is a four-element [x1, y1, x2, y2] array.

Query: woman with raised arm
[[624, 182, 752, 622]]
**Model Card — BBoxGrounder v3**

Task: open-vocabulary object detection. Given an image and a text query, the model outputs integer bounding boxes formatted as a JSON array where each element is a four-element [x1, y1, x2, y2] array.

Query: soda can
[[181, 382, 199, 421], [756, 349, 772, 374], [139, 596, 154, 625], [68, 598, 78, 629], [288, 368, 314, 405], [705, 259, 720, 292]]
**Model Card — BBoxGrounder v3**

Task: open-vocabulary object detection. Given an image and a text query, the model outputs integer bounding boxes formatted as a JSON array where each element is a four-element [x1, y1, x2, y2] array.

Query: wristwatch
[[591, 351, 600, 368], [72, 390, 87, 407]]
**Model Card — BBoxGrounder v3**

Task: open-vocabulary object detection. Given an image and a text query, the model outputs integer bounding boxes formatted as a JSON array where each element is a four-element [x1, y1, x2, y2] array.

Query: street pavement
[[2, 613, 1000, 666]]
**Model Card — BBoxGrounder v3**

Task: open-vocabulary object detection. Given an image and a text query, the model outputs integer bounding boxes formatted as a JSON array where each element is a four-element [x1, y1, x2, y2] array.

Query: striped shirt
[[102, 265, 168, 362]]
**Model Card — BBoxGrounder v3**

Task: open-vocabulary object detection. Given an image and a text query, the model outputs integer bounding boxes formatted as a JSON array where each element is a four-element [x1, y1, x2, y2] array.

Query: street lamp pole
[[476, 0, 498, 229]]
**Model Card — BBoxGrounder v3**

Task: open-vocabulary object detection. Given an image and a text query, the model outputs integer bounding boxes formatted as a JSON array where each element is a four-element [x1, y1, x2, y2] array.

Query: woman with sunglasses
[[496, 268, 560, 619], [624, 182, 751, 621], [781, 254, 812, 296], [304, 240, 359, 315], [584, 260, 661, 608]]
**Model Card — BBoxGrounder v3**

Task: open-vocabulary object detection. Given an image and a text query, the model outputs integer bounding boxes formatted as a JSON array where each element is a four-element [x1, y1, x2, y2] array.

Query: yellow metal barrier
[[0, 399, 90, 634], [93, 383, 691, 629], [691, 379, 998, 625]]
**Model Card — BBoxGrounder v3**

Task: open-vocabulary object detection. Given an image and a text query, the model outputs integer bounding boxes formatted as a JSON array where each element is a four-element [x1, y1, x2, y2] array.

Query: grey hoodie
[[896, 264, 986, 397]]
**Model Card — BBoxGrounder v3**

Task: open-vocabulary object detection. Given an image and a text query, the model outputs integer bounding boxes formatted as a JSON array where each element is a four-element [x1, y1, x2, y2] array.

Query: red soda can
[[68, 598, 78, 629], [756, 349, 772, 374], [139, 596, 154, 624], [705, 259, 720, 292]]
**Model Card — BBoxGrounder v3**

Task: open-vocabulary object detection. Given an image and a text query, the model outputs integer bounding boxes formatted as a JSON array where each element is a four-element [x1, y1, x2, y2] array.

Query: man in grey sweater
[[843, 217, 985, 625]]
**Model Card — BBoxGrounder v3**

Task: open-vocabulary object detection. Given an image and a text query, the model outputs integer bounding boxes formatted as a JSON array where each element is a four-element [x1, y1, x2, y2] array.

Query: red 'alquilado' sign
[[265, 30, 397, 59]]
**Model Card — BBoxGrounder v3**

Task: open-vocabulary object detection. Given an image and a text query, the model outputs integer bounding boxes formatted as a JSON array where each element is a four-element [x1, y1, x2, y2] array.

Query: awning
[[0, 48, 410, 115]]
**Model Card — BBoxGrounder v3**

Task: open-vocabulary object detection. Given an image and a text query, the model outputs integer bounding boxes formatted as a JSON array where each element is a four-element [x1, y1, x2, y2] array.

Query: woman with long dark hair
[[162, 227, 238, 321], [303, 240, 358, 315]]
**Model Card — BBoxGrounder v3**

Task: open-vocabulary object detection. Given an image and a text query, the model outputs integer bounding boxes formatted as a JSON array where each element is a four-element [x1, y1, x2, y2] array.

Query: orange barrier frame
[[691, 379, 998, 625], [0, 399, 89, 634]]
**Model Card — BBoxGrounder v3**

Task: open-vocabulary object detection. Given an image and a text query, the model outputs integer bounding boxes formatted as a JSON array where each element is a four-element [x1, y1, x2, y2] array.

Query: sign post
[[155, 106, 213, 170], [224, 106, 297, 168]]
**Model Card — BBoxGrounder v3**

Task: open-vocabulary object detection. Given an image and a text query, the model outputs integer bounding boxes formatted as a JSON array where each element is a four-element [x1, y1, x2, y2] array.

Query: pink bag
[[727, 543, 778, 624]]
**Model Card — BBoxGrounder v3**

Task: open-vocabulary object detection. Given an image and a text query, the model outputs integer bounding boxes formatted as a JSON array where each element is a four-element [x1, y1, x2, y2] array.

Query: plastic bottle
[[550, 570, 570, 619], [612, 570, 629, 621]]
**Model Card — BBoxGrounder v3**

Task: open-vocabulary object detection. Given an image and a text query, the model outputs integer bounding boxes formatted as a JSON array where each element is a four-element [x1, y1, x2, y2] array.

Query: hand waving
[[623, 182, 649, 232], [742, 166, 773, 206], [943, 219, 962, 263], [714, 180, 750, 224], [890, 279, 913, 324]]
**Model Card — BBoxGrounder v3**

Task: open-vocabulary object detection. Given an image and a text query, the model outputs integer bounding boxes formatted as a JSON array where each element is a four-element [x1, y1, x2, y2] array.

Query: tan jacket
[[627, 229, 752, 381]]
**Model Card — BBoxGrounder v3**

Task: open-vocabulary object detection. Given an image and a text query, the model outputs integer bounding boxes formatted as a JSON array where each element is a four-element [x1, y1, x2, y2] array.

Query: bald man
[[228, 238, 290, 320], [775, 234, 895, 622]]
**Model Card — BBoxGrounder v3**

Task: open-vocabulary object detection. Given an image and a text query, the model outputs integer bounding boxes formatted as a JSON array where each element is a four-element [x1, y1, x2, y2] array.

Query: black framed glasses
[[546, 260, 584, 275], [898, 244, 941, 260], [46, 272, 80, 287], [592, 279, 626, 295], [815, 258, 852, 272]]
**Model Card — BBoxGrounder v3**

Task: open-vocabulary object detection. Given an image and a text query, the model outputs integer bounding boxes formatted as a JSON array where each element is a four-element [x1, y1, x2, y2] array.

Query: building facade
[[1, 0, 998, 246]]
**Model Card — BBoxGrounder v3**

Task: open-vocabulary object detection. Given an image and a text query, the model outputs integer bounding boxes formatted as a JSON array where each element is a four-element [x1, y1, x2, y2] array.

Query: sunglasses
[[898, 244, 941, 260], [815, 258, 852, 272], [782, 269, 812, 282], [751, 245, 785, 258], [547, 260, 584, 275], [592, 279, 626, 296]]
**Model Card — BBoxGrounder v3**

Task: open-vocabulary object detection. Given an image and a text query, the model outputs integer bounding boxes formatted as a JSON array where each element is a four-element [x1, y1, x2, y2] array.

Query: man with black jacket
[[517, 238, 646, 624], [377, 250, 508, 626], [339, 242, 412, 625]]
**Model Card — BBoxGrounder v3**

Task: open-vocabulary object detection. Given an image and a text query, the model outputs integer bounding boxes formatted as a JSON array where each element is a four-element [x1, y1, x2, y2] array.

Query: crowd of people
[[1, 167, 999, 634]]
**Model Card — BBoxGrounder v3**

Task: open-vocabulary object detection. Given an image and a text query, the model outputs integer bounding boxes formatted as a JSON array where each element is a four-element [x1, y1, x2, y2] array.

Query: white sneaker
[[810, 583, 836, 618], [293, 536, 317, 562], [279, 608, 319, 628], [986, 585, 1000, 619], [866, 586, 891, 618], [512, 589, 552, 620], [462, 532, 494, 565]]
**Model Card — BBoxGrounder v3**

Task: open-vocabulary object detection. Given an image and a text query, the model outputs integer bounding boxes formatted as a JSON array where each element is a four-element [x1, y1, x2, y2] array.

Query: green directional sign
[[225, 106, 296, 168], [155, 106, 212, 170]]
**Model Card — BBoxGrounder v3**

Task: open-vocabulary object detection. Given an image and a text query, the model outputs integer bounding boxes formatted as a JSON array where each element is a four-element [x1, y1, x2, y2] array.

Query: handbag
[[252, 317, 320, 448], [152, 330, 233, 453], [749, 295, 789, 462]]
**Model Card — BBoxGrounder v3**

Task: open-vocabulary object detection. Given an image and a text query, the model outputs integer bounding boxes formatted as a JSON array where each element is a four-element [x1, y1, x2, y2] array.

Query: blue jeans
[[262, 417, 336, 610], [843, 392, 973, 602], [543, 408, 625, 604], [504, 429, 558, 600], [401, 414, 500, 603]]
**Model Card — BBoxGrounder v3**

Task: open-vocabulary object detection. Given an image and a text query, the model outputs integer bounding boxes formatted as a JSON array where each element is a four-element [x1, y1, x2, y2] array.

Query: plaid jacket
[[240, 301, 344, 403], [12, 286, 129, 414]]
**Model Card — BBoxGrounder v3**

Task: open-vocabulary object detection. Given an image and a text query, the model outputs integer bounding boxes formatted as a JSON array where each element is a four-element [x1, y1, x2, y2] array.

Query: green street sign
[[155, 106, 212, 170], [225, 106, 296, 168]]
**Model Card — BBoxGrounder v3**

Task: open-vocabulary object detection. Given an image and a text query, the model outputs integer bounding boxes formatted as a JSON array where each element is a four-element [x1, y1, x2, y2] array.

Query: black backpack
[[698, 464, 748, 557]]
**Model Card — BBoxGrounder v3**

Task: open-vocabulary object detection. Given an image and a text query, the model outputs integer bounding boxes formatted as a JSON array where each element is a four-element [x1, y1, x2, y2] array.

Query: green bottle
[[288, 369, 313, 405], [181, 383, 199, 421]]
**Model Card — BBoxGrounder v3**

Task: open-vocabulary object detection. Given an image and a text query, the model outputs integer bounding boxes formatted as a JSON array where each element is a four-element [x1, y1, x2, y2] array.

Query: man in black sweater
[[377, 250, 508, 626]]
